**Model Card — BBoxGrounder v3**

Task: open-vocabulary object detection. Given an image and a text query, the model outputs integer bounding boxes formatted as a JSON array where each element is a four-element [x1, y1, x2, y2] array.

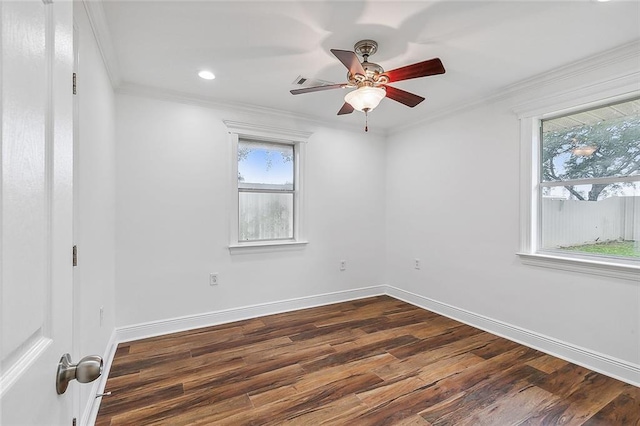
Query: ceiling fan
[[290, 39, 445, 131]]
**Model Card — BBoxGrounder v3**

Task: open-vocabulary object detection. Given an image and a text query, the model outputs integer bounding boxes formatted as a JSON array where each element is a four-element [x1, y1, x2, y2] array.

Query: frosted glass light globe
[[344, 86, 386, 112]]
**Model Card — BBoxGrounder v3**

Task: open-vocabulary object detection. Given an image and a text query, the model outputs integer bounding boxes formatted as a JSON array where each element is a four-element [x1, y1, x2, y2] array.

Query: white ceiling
[[100, 0, 640, 131]]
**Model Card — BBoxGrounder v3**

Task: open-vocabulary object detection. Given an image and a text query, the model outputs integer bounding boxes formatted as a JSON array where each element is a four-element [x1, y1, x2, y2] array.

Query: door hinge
[[72, 245, 77, 267], [72, 72, 77, 95], [72, 418, 77, 426]]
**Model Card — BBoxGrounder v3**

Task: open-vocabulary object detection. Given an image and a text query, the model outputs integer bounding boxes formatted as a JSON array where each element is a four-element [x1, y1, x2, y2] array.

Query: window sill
[[229, 240, 309, 254], [517, 252, 640, 282]]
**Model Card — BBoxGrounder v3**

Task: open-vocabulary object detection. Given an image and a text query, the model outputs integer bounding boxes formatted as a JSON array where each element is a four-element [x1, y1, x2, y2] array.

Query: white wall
[[385, 101, 639, 367], [108, 40, 638, 384], [114, 94, 387, 327], [74, 2, 116, 420]]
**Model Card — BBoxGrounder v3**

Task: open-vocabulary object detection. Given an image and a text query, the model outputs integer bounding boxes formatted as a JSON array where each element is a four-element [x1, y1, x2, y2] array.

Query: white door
[[1, 0, 75, 424]]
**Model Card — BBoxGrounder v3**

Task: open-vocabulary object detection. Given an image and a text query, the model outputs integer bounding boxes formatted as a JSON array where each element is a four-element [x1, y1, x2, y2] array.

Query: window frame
[[237, 138, 296, 243], [518, 93, 640, 281], [225, 121, 311, 251]]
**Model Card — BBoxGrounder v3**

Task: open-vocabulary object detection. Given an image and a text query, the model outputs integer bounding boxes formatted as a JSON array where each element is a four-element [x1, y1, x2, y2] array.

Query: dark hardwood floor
[[96, 296, 640, 425]]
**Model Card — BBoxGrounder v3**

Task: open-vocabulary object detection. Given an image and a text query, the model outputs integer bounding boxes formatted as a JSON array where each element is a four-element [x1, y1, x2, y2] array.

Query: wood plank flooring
[[96, 296, 640, 425]]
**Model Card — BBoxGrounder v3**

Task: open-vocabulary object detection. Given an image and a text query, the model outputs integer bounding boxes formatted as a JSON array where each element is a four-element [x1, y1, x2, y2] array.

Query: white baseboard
[[116, 286, 387, 343], [88, 283, 639, 426], [385, 285, 640, 387], [81, 329, 118, 426]]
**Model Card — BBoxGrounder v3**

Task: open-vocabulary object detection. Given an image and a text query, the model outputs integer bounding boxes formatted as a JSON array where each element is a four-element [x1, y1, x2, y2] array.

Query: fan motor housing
[[363, 61, 384, 75], [348, 62, 387, 85], [350, 40, 388, 85]]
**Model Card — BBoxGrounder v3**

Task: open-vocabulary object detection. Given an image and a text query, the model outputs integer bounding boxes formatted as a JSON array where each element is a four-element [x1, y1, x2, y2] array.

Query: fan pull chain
[[365, 110, 369, 132]]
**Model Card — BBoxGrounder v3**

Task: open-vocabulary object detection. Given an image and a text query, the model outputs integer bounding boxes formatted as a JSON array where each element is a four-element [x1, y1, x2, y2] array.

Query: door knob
[[56, 353, 103, 394]]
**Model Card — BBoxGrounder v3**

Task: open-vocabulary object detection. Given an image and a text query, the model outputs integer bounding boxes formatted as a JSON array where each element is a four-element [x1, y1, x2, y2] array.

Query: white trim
[[115, 286, 386, 343], [226, 122, 310, 249], [518, 79, 640, 278], [229, 240, 309, 254], [294, 142, 306, 243], [513, 72, 640, 119], [519, 116, 537, 254], [541, 174, 640, 188], [229, 132, 240, 246], [517, 252, 640, 282], [115, 83, 385, 136], [80, 329, 117, 426], [81, 0, 121, 87], [75, 10, 638, 137], [508, 40, 640, 105], [533, 90, 640, 122], [385, 286, 640, 387], [391, 40, 640, 135], [105, 286, 640, 388], [223, 120, 312, 144]]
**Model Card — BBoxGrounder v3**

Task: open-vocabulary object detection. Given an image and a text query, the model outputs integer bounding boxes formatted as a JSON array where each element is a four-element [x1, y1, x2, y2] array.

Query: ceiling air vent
[[292, 75, 334, 87]]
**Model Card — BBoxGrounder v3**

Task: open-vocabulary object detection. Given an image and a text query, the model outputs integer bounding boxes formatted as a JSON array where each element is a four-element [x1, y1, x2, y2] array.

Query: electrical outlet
[[99, 306, 104, 326], [210, 273, 219, 286], [340, 260, 346, 271], [414, 258, 421, 270]]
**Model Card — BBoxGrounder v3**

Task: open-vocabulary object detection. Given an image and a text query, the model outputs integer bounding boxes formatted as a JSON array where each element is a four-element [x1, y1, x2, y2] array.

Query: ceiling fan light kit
[[344, 86, 386, 112], [290, 39, 445, 132]]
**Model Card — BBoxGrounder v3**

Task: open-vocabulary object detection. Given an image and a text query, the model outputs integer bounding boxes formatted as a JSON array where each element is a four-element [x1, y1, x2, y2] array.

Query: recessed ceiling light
[[198, 70, 216, 80], [596, 0, 611, 2]]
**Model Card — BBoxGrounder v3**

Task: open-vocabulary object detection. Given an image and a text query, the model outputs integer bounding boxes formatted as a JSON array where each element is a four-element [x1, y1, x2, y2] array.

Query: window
[[225, 121, 310, 250], [539, 98, 640, 260], [238, 140, 294, 242], [519, 96, 640, 277]]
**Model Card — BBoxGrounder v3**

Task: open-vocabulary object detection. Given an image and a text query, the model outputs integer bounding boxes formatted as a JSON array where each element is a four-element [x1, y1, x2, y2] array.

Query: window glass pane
[[239, 192, 293, 241], [238, 140, 294, 190], [541, 98, 640, 182], [540, 182, 640, 259]]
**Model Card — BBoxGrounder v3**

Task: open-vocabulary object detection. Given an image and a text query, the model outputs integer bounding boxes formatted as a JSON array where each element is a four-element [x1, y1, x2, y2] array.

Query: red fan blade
[[385, 85, 425, 107], [383, 58, 445, 83], [330, 49, 366, 76], [337, 102, 354, 115], [290, 83, 347, 95]]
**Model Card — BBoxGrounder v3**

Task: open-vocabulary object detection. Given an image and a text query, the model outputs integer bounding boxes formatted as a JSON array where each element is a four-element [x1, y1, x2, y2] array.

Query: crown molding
[[502, 39, 640, 109], [390, 39, 640, 135], [82, 2, 638, 139], [512, 71, 640, 118], [115, 82, 386, 136], [82, 0, 121, 87]]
